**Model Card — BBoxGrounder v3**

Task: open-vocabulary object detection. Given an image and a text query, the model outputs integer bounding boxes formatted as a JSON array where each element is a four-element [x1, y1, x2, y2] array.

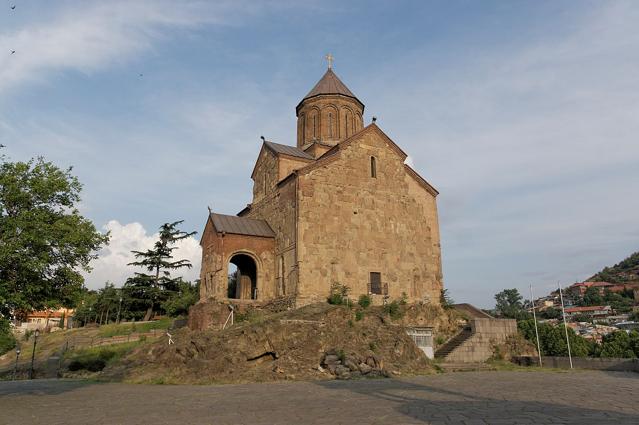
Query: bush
[[0, 319, 16, 356], [358, 294, 371, 309], [355, 311, 364, 321], [383, 301, 403, 320], [65, 342, 140, 372], [327, 283, 350, 305]]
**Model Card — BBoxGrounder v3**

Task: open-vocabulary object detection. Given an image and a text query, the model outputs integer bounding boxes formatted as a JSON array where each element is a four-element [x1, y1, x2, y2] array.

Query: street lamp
[[116, 296, 123, 324], [13, 347, 21, 380], [29, 329, 40, 380]]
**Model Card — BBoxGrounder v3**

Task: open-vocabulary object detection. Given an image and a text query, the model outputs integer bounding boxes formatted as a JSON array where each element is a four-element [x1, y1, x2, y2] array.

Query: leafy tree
[[495, 288, 529, 320], [598, 331, 639, 358], [518, 319, 593, 357], [540, 307, 561, 320], [161, 279, 199, 317], [127, 221, 196, 320], [603, 290, 633, 314], [0, 318, 16, 356], [0, 155, 109, 319], [580, 286, 603, 306]]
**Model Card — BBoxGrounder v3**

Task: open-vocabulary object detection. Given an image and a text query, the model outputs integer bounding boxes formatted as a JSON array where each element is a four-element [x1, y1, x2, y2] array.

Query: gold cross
[[325, 53, 334, 69]]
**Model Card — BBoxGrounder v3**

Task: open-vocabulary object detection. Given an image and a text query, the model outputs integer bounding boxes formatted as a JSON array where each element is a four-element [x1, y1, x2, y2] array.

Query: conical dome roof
[[296, 69, 363, 113]]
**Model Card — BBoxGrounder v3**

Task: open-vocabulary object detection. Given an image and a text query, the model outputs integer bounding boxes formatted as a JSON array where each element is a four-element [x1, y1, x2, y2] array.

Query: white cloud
[[0, 0, 248, 94], [84, 220, 201, 289]]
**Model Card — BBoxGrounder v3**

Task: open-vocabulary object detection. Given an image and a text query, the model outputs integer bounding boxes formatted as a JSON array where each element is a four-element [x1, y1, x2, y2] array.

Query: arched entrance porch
[[227, 253, 258, 300]]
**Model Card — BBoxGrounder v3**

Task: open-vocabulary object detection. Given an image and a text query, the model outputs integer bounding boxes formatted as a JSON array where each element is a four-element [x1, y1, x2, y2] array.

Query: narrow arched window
[[328, 113, 333, 138], [370, 156, 377, 178], [313, 114, 317, 138]]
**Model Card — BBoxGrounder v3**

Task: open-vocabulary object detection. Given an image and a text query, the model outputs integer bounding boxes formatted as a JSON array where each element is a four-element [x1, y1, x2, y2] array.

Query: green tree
[[127, 221, 196, 320], [0, 155, 109, 319], [495, 288, 529, 319], [518, 319, 593, 357], [598, 331, 638, 358], [580, 286, 603, 306], [540, 307, 561, 320], [161, 279, 199, 317]]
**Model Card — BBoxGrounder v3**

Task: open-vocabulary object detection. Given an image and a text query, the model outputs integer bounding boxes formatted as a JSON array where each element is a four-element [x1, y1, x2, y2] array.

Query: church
[[199, 60, 443, 307]]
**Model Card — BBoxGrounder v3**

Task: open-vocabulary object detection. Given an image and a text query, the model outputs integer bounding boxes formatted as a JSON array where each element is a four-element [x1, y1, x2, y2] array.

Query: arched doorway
[[227, 254, 258, 300]]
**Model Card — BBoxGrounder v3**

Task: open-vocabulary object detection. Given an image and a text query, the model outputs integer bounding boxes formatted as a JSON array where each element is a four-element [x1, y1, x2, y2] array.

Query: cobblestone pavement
[[1, 371, 638, 424]]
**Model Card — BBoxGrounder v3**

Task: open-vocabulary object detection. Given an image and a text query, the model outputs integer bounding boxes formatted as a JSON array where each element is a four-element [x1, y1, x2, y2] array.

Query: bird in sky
[[11, 5, 16, 10], [11, 50, 15, 54]]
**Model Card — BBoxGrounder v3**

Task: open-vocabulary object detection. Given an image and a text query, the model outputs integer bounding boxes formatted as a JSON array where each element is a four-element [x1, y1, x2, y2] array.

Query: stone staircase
[[434, 326, 473, 359]]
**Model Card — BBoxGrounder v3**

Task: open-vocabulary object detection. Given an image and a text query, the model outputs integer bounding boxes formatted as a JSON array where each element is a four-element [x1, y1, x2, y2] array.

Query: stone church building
[[199, 64, 443, 307]]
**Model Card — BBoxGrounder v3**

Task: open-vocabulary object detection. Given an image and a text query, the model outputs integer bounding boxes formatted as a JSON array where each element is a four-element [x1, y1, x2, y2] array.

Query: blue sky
[[1, 1, 638, 308]]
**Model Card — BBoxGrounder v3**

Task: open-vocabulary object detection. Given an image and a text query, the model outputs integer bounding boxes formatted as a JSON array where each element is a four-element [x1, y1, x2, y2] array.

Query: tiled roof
[[264, 141, 314, 160], [302, 69, 358, 101], [565, 305, 611, 313], [210, 213, 275, 238]]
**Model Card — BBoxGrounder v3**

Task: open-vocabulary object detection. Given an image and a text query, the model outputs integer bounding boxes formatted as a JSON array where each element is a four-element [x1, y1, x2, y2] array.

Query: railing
[[367, 281, 389, 296]]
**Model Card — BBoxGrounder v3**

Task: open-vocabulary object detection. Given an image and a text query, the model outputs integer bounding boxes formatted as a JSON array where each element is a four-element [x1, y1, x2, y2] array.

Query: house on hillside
[[564, 305, 612, 321]]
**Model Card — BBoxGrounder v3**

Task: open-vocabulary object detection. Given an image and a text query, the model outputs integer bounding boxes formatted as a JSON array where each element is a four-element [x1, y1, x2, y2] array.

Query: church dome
[[296, 65, 365, 149]]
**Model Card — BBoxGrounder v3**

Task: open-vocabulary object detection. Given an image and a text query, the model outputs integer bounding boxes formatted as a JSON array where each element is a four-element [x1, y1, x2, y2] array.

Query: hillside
[[589, 251, 639, 283], [103, 303, 460, 384]]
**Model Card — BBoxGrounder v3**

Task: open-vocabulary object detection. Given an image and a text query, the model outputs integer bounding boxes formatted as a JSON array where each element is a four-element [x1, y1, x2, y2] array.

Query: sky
[[1, 1, 638, 308]]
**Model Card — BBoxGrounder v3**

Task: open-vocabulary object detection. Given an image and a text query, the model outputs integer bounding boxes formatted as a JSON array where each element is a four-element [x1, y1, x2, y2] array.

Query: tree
[[161, 279, 199, 317], [440, 288, 454, 309], [540, 307, 561, 320], [580, 286, 603, 306], [518, 319, 593, 357], [598, 331, 639, 358], [494, 288, 529, 320], [0, 155, 109, 319], [127, 221, 196, 320]]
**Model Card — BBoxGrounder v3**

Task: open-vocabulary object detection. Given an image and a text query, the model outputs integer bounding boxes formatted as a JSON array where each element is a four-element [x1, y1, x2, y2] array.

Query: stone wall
[[513, 356, 639, 372], [295, 125, 442, 306], [444, 318, 518, 363], [247, 177, 299, 297]]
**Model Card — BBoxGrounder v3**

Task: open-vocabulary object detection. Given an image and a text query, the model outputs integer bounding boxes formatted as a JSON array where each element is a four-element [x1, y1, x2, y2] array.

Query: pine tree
[[127, 221, 196, 321]]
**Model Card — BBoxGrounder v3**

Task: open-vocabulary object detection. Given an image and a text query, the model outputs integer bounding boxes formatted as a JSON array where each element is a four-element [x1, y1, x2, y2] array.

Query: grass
[[98, 318, 172, 338], [65, 341, 142, 372]]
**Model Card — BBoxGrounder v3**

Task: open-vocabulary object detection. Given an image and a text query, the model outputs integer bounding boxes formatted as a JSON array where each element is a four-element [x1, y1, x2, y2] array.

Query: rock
[[358, 363, 372, 374], [391, 370, 401, 376], [334, 365, 350, 377], [366, 357, 376, 368], [323, 355, 340, 365], [317, 365, 326, 373], [326, 363, 337, 374], [272, 365, 284, 374], [343, 358, 359, 372]]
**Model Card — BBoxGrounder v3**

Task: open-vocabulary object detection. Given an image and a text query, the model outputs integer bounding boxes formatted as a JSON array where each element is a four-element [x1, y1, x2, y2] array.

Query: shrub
[[400, 292, 408, 305], [358, 294, 371, 309], [65, 342, 140, 372], [435, 335, 446, 345], [383, 301, 403, 320], [355, 310, 364, 321], [0, 319, 16, 356], [327, 283, 350, 305]]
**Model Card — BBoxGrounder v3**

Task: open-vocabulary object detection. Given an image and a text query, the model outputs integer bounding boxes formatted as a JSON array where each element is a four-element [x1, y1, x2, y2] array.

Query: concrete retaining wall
[[513, 356, 639, 372], [444, 318, 517, 363]]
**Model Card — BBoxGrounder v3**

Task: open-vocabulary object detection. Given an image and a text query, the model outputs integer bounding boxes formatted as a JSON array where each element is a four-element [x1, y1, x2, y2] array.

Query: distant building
[[19, 308, 74, 332], [564, 305, 612, 320], [567, 282, 614, 296]]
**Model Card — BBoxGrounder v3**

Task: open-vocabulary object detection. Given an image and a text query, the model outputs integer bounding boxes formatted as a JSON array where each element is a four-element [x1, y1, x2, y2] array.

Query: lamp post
[[29, 329, 40, 379], [13, 347, 21, 380], [116, 296, 123, 324]]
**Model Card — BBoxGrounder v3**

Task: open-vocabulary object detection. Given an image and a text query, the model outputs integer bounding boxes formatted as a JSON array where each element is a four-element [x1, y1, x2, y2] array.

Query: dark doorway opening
[[228, 254, 258, 300]]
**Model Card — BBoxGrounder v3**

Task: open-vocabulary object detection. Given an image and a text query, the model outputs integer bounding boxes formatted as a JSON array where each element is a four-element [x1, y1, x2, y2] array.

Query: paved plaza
[[1, 370, 638, 424]]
